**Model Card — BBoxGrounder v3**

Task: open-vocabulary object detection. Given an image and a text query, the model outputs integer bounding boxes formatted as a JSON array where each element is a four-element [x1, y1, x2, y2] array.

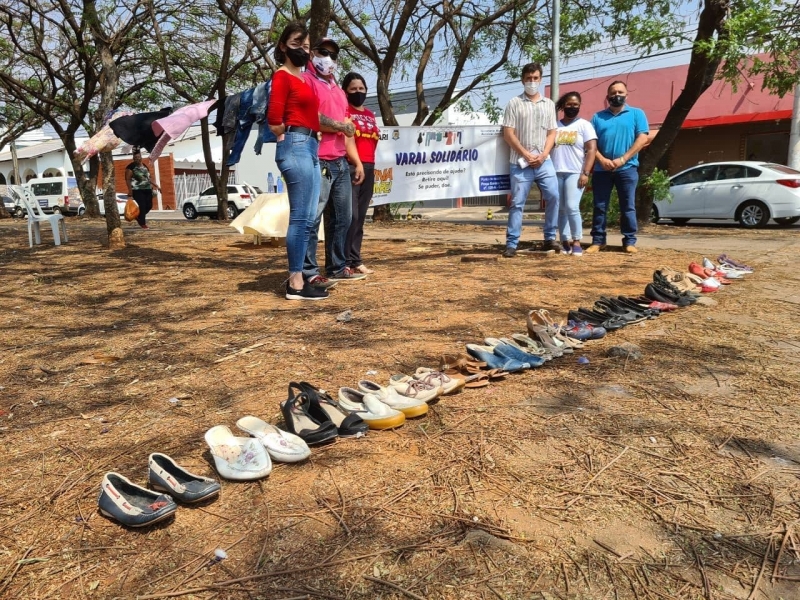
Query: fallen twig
[[363, 575, 426, 600]]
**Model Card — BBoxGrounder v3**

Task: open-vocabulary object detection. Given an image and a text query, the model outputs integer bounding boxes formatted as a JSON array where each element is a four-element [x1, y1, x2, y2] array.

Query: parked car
[[2, 193, 15, 216], [77, 193, 128, 216], [24, 176, 82, 215], [180, 183, 261, 221], [653, 161, 800, 228]]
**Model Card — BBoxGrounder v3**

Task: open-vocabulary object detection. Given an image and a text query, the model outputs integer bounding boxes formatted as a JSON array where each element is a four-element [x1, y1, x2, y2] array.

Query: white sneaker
[[337, 387, 406, 430], [387, 375, 442, 403], [413, 368, 465, 395], [357, 380, 429, 418], [702, 276, 722, 289]]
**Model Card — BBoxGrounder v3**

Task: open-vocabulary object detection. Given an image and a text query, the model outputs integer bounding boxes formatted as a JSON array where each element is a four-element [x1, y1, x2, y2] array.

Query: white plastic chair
[[19, 190, 68, 247]]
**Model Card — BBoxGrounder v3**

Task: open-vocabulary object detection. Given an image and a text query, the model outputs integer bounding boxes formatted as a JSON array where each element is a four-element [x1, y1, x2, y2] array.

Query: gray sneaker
[[329, 267, 367, 281]]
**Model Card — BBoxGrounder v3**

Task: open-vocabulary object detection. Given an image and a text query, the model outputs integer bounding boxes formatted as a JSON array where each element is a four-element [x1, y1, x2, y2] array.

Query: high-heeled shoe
[[527, 319, 575, 354], [510, 333, 560, 359]]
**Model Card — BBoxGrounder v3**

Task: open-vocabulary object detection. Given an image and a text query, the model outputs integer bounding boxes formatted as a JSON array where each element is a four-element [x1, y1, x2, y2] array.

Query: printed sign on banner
[[371, 126, 511, 206]]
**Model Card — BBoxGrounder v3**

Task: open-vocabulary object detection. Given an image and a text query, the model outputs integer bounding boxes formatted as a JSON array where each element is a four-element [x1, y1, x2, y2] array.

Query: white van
[[24, 176, 82, 215]]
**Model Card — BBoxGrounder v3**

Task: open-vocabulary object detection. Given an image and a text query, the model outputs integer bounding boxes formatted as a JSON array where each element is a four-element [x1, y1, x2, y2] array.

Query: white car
[[180, 183, 261, 221], [78, 193, 128, 216], [653, 161, 800, 228]]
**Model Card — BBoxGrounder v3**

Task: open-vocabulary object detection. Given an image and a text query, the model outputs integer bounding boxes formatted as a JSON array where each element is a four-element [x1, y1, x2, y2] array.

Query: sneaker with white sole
[[329, 267, 367, 281], [337, 387, 406, 429], [413, 368, 465, 395], [387, 375, 442, 403], [357, 380, 428, 418], [285, 281, 329, 301]]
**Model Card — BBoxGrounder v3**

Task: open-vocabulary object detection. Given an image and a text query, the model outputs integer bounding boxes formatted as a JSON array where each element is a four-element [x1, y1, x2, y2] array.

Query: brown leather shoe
[[584, 244, 603, 254], [624, 245, 638, 254]]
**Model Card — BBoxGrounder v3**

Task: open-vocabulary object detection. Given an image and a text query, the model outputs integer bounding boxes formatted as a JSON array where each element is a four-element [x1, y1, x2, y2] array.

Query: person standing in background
[[303, 38, 366, 285], [343, 72, 379, 275], [267, 21, 327, 301], [586, 81, 650, 254], [550, 91, 597, 256], [501, 62, 559, 257], [125, 148, 161, 230]]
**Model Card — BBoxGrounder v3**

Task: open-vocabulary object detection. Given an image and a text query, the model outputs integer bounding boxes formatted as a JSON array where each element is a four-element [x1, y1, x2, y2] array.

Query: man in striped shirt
[[502, 62, 559, 257]]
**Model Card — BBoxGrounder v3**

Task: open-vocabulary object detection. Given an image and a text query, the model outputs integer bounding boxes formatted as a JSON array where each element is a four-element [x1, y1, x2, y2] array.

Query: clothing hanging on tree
[[149, 99, 218, 162], [109, 107, 173, 151], [74, 110, 133, 163]]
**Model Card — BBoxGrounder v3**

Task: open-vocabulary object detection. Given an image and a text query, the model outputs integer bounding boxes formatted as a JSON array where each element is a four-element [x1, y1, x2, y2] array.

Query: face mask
[[524, 81, 539, 96], [563, 106, 580, 119], [285, 47, 309, 68], [347, 91, 367, 107], [312, 55, 335, 76], [608, 94, 626, 107]]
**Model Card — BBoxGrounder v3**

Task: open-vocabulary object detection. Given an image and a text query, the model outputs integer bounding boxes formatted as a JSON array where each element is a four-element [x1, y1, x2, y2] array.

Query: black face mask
[[608, 94, 626, 108], [285, 47, 309, 68], [347, 91, 367, 107], [563, 106, 580, 119]]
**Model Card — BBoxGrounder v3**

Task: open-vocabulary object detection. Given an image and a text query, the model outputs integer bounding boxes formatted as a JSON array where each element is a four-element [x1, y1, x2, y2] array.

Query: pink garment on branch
[[148, 132, 172, 163], [152, 100, 217, 139], [74, 111, 132, 163]]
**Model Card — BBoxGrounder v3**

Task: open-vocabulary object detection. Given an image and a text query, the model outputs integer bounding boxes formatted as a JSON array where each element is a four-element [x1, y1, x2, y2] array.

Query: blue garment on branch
[[227, 88, 255, 166]]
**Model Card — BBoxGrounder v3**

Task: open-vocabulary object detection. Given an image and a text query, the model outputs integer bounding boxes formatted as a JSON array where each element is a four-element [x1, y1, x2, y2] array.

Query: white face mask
[[524, 81, 539, 96], [312, 55, 336, 76]]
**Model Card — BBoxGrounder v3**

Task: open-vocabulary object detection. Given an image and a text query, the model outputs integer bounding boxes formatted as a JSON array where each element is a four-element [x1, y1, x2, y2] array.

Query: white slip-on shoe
[[204, 425, 272, 480], [236, 415, 311, 463], [387, 375, 441, 403], [413, 368, 465, 395], [357, 380, 428, 418], [337, 387, 406, 430], [702, 276, 722, 289]]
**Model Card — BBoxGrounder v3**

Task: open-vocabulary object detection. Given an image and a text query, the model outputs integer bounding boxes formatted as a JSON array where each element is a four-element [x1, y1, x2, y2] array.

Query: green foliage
[[390, 201, 423, 219], [580, 168, 672, 225], [641, 168, 672, 203]]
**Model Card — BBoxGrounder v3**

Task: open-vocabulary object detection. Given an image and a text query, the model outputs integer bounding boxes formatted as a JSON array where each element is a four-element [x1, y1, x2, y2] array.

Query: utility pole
[[551, 0, 560, 102], [789, 82, 800, 169], [10, 140, 21, 185]]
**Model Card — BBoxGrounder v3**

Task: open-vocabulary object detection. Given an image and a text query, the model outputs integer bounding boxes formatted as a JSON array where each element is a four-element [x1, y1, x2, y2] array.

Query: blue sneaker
[[484, 338, 545, 367], [466, 344, 529, 373], [563, 320, 593, 341]]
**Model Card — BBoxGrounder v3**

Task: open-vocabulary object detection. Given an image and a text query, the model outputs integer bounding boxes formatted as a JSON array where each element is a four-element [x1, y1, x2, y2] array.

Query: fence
[[173, 172, 238, 206]]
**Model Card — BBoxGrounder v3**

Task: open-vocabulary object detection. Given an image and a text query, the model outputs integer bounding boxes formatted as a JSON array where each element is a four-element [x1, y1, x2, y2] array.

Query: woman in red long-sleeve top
[[267, 22, 325, 301]]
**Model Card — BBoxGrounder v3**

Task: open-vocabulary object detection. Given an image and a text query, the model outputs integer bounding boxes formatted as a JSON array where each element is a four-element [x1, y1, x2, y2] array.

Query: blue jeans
[[304, 156, 353, 277], [591, 167, 639, 246], [557, 172, 583, 242], [275, 132, 321, 274], [506, 159, 559, 249]]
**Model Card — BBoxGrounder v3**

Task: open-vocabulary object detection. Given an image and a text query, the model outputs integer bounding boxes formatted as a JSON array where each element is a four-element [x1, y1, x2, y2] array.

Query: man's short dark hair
[[607, 80, 627, 94], [521, 62, 544, 79]]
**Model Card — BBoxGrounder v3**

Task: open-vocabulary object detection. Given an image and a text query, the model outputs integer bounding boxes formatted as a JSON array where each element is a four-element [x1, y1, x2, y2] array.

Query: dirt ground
[[1, 217, 799, 600]]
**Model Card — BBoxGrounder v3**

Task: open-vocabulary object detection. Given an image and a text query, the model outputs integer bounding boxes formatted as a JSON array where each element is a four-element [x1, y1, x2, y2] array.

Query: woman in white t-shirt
[[551, 92, 597, 256]]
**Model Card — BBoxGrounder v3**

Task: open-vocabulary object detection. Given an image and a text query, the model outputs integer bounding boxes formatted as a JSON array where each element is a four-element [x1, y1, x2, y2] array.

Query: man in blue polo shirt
[[586, 81, 649, 254]]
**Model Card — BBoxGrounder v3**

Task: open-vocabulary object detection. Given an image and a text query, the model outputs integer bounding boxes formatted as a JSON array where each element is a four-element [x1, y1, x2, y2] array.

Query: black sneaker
[[286, 281, 329, 301], [306, 275, 338, 289], [545, 239, 562, 252], [502, 247, 516, 258], [329, 267, 367, 281]]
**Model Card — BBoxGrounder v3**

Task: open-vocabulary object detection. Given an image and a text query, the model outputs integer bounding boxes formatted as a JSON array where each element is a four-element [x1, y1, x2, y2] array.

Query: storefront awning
[[682, 109, 792, 129]]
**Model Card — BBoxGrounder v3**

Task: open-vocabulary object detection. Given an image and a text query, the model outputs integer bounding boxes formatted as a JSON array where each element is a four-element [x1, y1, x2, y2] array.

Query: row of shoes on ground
[[98, 453, 221, 527], [279, 374, 465, 443], [568, 295, 670, 332]]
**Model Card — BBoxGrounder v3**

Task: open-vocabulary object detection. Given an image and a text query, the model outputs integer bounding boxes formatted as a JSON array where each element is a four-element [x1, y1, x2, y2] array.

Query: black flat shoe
[[291, 382, 369, 439], [280, 387, 339, 445]]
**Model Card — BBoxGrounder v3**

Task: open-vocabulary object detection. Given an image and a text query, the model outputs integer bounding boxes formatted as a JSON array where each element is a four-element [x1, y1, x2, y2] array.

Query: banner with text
[[371, 125, 511, 206]]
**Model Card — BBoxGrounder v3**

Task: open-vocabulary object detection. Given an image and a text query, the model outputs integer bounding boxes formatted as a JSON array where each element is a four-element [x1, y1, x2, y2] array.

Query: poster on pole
[[371, 125, 511, 206]]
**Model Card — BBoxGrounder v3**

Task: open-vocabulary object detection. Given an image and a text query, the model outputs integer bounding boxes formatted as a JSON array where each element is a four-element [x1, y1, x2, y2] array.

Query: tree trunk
[[64, 136, 101, 217], [307, 0, 331, 44], [635, 0, 729, 223]]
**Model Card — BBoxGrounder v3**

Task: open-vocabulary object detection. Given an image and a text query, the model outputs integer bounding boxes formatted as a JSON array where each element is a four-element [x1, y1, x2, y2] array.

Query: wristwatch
[[581, 171, 590, 176]]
